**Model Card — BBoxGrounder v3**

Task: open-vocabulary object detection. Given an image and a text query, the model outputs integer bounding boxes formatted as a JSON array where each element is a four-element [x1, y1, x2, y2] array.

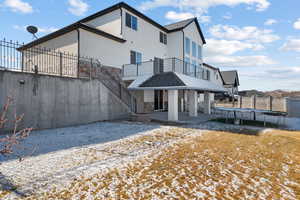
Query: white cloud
[[3, 0, 33, 13], [205, 39, 263, 56], [280, 38, 300, 52], [165, 11, 194, 21], [264, 19, 277, 26], [209, 24, 280, 43], [206, 55, 276, 67], [293, 18, 300, 30], [223, 13, 232, 20], [203, 38, 275, 67], [165, 11, 210, 23], [68, 0, 89, 16], [140, 0, 270, 12], [13, 25, 58, 34]]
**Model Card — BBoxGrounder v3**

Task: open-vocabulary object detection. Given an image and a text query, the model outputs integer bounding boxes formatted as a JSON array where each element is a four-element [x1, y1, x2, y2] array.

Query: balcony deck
[[122, 58, 209, 81]]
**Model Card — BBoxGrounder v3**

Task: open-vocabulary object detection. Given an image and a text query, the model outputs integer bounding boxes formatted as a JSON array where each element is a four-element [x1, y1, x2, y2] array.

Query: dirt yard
[[0, 122, 299, 199]]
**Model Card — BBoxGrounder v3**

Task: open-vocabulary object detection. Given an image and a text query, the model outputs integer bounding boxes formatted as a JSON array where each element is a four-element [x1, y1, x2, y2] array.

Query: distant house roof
[[18, 2, 206, 50], [164, 18, 206, 44], [221, 70, 240, 86], [203, 63, 226, 85]]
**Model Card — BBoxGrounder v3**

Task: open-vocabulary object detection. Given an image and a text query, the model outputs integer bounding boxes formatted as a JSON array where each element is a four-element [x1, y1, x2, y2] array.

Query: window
[[160, 32, 167, 44], [198, 45, 202, 59], [126, 13, 138, 30], [185, 37, 190, 54], [202, 69, 210, 80], [130, 51, 142, 64], [192, 41, 197, 57]]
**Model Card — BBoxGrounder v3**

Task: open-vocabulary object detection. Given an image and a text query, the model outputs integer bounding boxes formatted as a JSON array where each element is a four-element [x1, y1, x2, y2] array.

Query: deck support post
[[204, 91, 211, 114], [168, 90, 178, 121], [188, 90, 198, 117]]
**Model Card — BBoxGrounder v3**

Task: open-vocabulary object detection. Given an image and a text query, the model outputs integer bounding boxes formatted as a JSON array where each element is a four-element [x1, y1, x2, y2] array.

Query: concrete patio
[[145, 111, 216, 124]]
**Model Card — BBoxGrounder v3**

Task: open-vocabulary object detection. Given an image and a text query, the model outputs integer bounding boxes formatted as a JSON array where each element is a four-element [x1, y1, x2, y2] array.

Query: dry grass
[[12, 128, 300, 199]]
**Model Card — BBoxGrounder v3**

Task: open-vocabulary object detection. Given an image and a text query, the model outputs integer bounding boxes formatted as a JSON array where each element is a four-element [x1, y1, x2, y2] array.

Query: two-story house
[[18, 2, 226, 121]]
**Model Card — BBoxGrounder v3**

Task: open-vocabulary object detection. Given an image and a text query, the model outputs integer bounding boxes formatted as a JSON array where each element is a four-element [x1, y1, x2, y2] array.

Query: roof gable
[[165, 18, 206, 44], [221, 71, 240, 86]]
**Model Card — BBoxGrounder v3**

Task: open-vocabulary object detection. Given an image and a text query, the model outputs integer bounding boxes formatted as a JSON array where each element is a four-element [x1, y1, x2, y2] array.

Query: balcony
[[122, 58, 209, 81]]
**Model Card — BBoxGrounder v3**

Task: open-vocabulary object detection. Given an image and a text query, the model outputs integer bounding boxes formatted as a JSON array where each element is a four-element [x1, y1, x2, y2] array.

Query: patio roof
[[128, 72, 226, 92]]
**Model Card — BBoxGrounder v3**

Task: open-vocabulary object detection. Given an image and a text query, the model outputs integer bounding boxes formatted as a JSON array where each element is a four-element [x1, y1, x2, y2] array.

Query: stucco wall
[[79, 29, 126, 67], [121, 8, 168, 62], [35, 30, 78, 54], [86, 9, 122, 37], [0, 70, 131, 131]]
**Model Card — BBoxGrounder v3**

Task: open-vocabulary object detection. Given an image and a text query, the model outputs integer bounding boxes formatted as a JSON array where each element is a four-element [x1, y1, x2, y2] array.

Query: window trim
[[159, 32, 167, 44], [130, 50, 142, 64], [185, 37, 190, 55], [125, 12, 138, 31], [192, 41, 197, 57]]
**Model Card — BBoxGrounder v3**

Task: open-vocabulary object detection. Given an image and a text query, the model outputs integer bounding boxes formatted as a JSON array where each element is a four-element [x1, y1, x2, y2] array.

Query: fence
[[123, 57, 210, 80], [215, 96, 287, 112], [0, 39, 136, 112]]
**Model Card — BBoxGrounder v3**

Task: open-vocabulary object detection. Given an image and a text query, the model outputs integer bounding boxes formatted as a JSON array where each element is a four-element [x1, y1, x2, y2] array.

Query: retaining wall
[[0, 70, 131, 131]]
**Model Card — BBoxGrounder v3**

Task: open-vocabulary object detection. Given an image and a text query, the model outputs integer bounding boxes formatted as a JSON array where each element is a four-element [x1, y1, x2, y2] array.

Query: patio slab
[[145, 112, 216, 124]]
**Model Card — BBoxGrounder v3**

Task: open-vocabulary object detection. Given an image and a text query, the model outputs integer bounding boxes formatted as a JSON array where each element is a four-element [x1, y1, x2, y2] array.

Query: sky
[[0, 0, 300, 91]]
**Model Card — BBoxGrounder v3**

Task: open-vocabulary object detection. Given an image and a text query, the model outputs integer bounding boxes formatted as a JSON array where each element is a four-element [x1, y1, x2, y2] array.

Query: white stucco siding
[[85, 9, 122, 37], [183, 21, 204, 64], [35, 30, 78, 54], [167, 31, 183, 59], [79, 29, 126, 67], [121, 8, 168, 63], [22, 30, 78, 75]]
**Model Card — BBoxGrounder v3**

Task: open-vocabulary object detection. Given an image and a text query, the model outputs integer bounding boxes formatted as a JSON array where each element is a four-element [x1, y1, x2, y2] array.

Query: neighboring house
[[220, 70, 240, 96], [18, 2, 227, 121]]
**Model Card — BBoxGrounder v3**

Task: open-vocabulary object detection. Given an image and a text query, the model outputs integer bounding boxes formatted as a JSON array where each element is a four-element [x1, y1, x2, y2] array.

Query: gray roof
[[140, 72, 185, 87], [164, 18, 195, 31], [220, 71, 240, 86]]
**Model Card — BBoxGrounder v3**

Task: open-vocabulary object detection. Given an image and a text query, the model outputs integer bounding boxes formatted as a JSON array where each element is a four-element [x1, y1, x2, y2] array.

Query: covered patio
[[128, 72, 226, 121]]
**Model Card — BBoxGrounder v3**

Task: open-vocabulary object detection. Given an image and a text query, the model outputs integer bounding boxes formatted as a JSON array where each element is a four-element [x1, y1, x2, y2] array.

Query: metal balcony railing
[[122, 57, 208, 80]]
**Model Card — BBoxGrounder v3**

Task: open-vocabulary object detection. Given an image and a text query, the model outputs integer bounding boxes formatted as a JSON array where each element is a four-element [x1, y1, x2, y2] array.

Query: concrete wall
[[286, 98, 300, 117], [0, 70, 131, 131]]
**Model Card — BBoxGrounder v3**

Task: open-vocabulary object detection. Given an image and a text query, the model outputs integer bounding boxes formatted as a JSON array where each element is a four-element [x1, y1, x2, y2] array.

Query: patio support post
[[188, 90, 198, 117], [168, 90, 178, 121], [204, 91, 211, 114]]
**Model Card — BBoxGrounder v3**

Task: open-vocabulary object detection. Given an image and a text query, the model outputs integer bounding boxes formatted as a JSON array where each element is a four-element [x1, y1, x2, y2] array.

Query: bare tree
[[0, 96, 32, 160]]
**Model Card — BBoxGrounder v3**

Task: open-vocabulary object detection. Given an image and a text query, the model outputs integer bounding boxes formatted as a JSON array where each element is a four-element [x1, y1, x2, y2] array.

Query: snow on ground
[[0, 121, 299, 199]]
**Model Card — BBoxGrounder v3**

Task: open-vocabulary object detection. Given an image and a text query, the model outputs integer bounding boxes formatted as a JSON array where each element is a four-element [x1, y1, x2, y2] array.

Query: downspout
[[120, 7, 123, 35], [77, 28, 80, 78]]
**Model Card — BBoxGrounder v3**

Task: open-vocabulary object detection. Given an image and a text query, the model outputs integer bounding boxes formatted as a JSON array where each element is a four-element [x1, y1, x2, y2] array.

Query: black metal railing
[[0, 39, 136, 112], [123, 57, 210, 80]]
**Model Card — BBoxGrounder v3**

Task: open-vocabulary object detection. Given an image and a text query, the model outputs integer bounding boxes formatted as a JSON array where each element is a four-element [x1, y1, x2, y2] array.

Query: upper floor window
[[198, 45, 202, 59], [126, 13, 138, 31], [185, 37, 190, 54], [203, 69, 210, 81], [192, 41, 197, 57], [130, 50, 142, 64], [160, 32, 167, 44]]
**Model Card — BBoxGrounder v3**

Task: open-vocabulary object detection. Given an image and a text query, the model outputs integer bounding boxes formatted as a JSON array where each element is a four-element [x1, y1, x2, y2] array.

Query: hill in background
[[239, 90, 300, 98]]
